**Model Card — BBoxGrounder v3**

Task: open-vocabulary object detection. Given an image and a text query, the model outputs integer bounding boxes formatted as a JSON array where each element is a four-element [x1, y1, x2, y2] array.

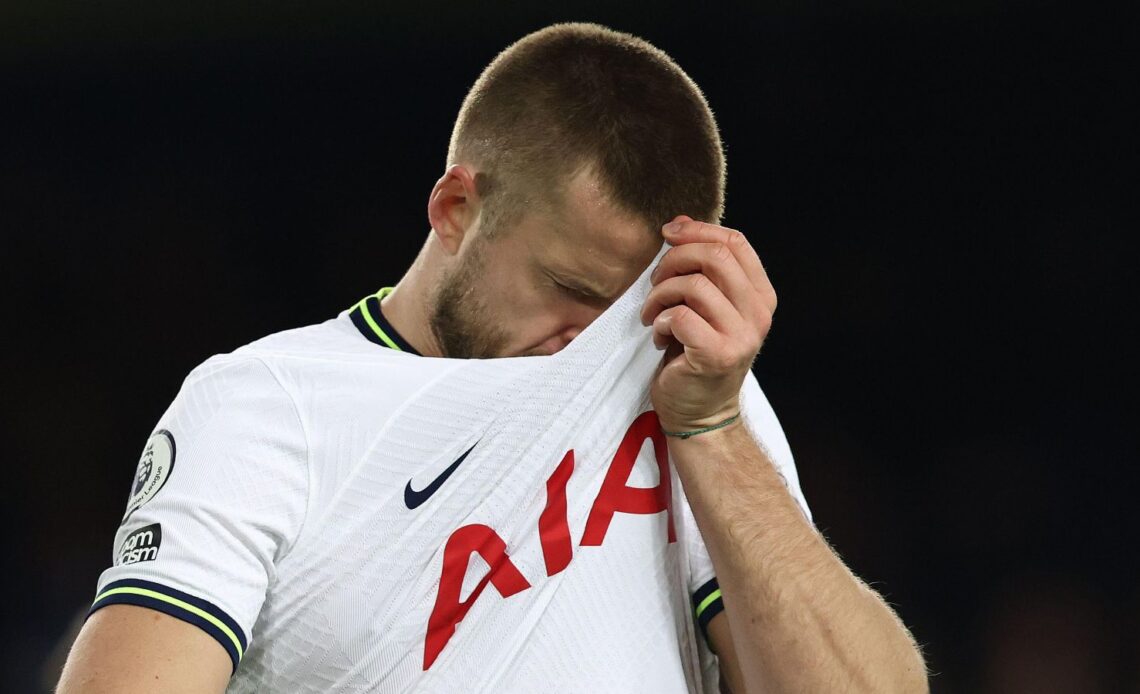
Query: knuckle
[[756, 308, 773, 331], [726, 229, 748, 250], [711, 242, 733, 264], [689, 273, 711, 292], [737, 335, 760, 361]]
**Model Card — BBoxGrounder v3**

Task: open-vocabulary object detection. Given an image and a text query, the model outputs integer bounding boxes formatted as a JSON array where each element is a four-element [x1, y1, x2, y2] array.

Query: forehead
[[527, 165, 661, 295]]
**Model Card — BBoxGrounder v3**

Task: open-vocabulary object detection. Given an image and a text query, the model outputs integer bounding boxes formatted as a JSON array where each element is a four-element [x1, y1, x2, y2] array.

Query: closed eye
[[556, 281, 589, 298], [560, 282, 614, 309], [543, 268, 613, 306]]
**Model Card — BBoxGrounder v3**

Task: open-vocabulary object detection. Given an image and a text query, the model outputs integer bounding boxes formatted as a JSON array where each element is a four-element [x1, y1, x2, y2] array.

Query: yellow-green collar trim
[[347, 286, 421, 355]]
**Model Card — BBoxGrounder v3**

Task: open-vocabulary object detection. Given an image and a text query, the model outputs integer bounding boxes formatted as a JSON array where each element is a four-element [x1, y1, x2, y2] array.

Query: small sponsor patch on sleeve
[[116, 523, 162, 566]]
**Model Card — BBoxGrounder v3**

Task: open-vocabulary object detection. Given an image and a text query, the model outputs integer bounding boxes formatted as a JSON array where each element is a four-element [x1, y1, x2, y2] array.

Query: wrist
[[660, 411, 742, 440], [656, 397, 741, 434], [665, 414, 748, 448]]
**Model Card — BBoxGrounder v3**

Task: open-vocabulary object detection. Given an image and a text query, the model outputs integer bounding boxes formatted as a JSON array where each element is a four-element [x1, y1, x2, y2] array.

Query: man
[[58, 22, 926, 693]]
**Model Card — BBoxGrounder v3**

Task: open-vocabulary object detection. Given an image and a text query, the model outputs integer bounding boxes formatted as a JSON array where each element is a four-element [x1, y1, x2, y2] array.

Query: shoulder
[[168, 314, 467, 477], [230, 313, 445, 392], [240, 313, 379, 361], [176, 314, 416, 414], [175, 313, 466, 480], [168, 353, 294, 433]]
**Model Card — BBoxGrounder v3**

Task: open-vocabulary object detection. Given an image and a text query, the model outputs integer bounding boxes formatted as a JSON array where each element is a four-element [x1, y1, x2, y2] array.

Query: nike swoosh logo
[[404, 442, 478, 510]]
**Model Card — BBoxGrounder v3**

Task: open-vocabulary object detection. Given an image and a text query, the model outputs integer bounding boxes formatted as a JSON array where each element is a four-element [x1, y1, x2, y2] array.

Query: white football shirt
[[90, 250, 812, 693]]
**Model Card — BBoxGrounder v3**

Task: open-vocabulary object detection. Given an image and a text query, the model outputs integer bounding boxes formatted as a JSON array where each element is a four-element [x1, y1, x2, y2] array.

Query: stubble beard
[[429, 238, 511, 359]]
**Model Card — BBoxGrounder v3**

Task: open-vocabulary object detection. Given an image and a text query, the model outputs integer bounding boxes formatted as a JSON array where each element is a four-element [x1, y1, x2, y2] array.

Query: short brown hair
[[447, 22, 726, 237]]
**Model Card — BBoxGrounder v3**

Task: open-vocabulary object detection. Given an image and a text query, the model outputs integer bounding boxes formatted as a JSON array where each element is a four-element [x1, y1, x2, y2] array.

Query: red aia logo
[[423, 410, 676, 669]]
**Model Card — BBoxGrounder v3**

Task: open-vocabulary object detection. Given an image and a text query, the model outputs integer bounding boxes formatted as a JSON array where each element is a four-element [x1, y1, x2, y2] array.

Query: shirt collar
[[347, 287, 422, 356]]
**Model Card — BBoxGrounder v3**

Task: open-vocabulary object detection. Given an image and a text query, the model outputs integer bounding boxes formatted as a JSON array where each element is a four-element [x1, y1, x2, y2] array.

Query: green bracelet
[[661, 412, 741, 439]]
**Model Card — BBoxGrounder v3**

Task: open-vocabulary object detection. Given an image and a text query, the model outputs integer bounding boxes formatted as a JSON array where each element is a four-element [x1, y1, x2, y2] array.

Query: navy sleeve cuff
[[691, 577, 726, 654], [89, 578, 248, 673]]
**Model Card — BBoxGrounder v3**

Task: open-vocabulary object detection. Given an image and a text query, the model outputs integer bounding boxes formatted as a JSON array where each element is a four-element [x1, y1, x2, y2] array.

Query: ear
[[428, 164, 481, 256]]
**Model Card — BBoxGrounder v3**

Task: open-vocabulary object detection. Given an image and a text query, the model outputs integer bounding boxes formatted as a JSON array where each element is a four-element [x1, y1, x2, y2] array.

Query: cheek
[[496, 286, 580, 349], [503, 293, 565, 335], [475, 248, 597, 350], [472, 266, 552, 337], [525, 300, 597, 348]]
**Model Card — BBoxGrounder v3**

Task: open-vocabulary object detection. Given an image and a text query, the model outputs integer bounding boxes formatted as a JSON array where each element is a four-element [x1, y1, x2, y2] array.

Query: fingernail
[[650, 263, 660, 283], [663, 222, 682, 236]]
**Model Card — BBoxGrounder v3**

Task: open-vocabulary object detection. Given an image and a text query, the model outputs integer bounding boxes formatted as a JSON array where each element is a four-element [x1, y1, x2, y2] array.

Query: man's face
[[429, 166, 662, 358]]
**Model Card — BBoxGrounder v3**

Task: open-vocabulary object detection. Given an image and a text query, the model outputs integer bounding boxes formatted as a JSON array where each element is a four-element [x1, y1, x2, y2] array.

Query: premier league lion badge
[[124, 429, 176, 521]]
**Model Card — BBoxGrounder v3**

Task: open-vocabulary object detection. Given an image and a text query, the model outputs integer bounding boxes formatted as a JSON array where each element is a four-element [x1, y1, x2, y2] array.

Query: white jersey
[[89, 251, 812, 693]]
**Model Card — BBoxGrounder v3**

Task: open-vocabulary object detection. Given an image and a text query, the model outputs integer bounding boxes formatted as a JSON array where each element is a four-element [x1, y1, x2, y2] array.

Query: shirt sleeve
[[88, 354, 309, 673], [683, 370, 813, 650]]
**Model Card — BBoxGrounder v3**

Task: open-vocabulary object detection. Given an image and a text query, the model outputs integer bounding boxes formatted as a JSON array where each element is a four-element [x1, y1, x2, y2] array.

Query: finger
[[641, 272, 743, 333], [662, 219, 774, 302], [651, 242, 759, 317], [652, 304, 721, 355]]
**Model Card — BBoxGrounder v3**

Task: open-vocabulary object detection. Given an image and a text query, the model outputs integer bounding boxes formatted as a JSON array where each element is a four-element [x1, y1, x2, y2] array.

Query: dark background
[[2, 2, 1132, 692]]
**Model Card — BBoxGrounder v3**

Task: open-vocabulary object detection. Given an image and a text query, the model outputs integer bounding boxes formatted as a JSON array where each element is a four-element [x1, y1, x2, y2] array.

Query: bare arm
[[706, 613, 747, 694], [676, 424, 927, 693], [642, 215, 926, 693], [57, 605, 231, 694]]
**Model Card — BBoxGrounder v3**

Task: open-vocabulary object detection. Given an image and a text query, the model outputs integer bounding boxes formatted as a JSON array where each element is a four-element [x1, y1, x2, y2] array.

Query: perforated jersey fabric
[[90, 242, 811, 693]]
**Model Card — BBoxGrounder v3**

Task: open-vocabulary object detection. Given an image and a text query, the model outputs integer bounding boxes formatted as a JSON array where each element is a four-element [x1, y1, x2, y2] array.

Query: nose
[[560, 303, 606, 345]]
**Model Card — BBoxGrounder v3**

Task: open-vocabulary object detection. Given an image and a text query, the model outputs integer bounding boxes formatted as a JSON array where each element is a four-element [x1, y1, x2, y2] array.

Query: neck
[[379, 235, 447, 358]]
